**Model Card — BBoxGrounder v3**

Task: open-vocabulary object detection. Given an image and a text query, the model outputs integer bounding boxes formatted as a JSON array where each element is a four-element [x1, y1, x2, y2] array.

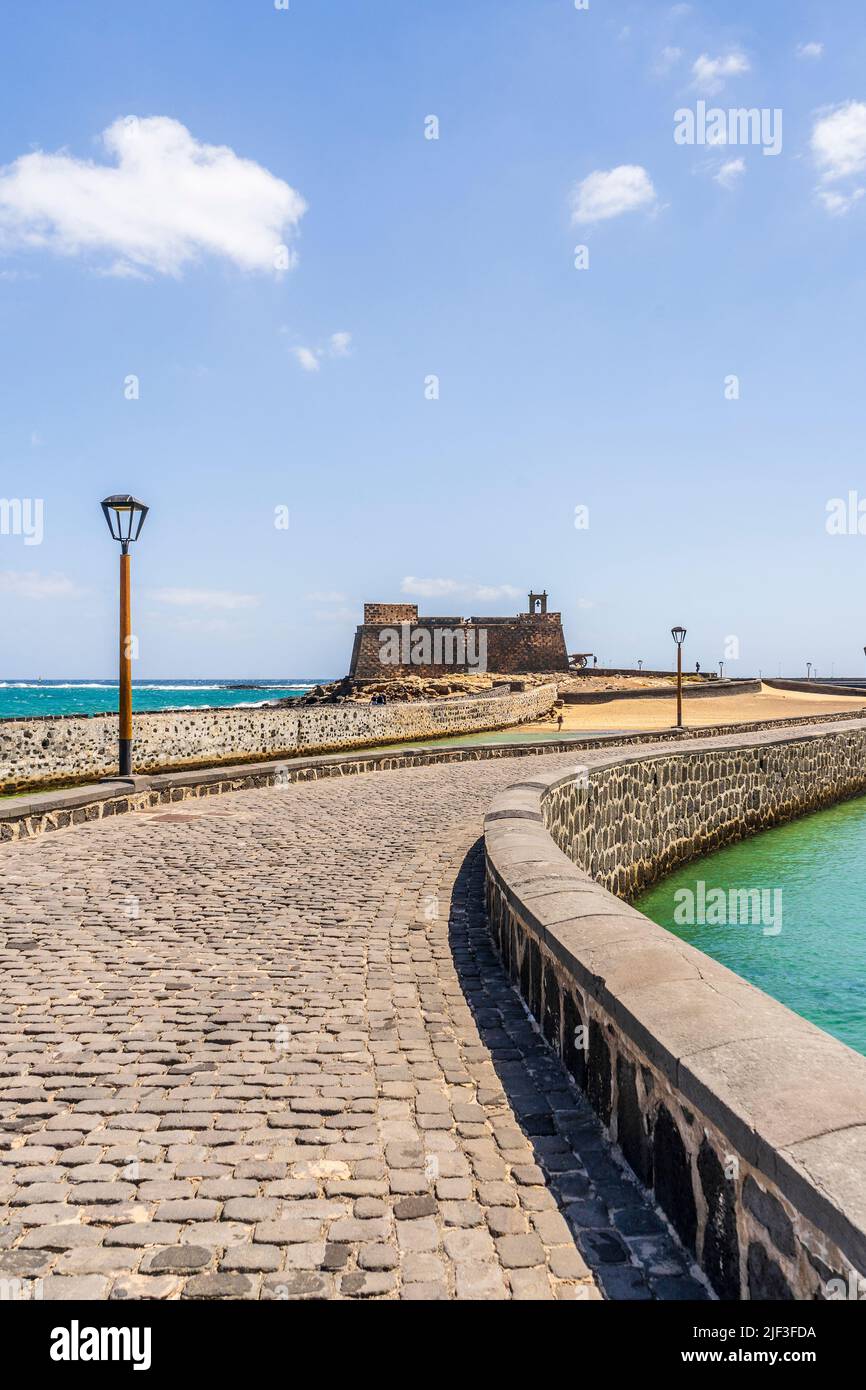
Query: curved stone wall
[[484, 722, 866, 1300], [0, 683, 557, 793]]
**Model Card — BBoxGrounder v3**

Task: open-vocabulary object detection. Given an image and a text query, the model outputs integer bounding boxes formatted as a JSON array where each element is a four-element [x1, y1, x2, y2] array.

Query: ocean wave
[[0, 681, 321, 691]]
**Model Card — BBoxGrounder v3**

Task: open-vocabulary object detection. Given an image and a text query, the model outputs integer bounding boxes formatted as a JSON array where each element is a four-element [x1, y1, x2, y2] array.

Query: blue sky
[[2, 0, 866, 678]]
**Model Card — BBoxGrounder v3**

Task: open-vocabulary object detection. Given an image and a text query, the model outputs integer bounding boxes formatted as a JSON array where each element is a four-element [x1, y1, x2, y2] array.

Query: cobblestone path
[[0, 754, 709, 1301]]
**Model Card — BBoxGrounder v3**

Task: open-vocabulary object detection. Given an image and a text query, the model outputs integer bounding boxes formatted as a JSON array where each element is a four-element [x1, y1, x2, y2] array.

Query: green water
[[362, 728, 640, 754], [636, 795, 866, 1057]]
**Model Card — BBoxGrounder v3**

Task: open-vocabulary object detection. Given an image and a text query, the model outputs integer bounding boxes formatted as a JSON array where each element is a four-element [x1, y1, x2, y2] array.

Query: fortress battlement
[[349, 591, 570, 677]]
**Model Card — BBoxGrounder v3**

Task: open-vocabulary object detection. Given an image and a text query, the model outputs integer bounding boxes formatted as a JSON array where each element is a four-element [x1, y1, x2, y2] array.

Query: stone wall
[[561, 678, 761, 704], [484, 723, 866, 1300], [350, 612, 570, 678], [0, 684, 558, 794]]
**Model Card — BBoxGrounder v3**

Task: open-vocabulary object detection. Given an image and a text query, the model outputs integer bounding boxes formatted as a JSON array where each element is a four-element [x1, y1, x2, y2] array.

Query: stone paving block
[[454, 1261, 509, 1300], [495, 1234, 546, 1269], [41, 1275, 111, 1300]]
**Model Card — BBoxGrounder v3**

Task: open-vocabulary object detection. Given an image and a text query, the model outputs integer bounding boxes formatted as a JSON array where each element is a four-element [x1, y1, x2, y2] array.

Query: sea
[[0, 680, 333, 720]]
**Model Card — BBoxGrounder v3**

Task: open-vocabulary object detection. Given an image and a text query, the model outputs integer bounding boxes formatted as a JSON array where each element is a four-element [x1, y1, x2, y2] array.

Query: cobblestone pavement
[[0, 753, 710, 1301]]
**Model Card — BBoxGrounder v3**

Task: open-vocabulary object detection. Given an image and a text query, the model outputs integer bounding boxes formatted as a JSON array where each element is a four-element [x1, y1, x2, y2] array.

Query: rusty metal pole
[[119, 547, 132, 776]]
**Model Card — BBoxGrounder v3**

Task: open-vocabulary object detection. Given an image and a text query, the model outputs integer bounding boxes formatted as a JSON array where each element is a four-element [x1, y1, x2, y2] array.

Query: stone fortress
[[348, 591, 571, 679]]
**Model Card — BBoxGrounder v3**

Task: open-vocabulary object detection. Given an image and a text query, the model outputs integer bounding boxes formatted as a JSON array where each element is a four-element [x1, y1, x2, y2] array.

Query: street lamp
[[637, 659, 643, 671], [101, 495, 148, 777], [671, 626, 687, 728], [807, 662, 812, 680], [718, 661, 724, 679]]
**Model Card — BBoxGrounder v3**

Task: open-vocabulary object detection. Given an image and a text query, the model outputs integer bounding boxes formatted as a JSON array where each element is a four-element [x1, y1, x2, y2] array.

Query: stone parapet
[[484, 720, 866, 1300], [0, 684, 558, 795]]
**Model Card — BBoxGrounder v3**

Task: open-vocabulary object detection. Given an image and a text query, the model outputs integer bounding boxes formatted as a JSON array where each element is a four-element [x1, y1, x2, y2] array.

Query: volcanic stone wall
[[485, 724, 866, 1300], [0, 683, 557, 793], [350, 612, 570, 678]]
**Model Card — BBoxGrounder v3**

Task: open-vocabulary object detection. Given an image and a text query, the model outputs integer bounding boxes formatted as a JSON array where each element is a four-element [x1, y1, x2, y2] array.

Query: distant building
[[349, 591, 570, 678]]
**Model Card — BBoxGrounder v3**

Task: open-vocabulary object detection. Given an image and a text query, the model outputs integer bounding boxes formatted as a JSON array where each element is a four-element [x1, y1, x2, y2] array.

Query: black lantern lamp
[[101, 495, 149, 776], [671, 626, 687, 728], [101, 495, 149, 553]]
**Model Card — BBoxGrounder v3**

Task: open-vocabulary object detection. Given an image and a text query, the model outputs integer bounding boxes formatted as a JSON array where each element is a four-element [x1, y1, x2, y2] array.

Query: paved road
[[0, 754, 707, 1301]]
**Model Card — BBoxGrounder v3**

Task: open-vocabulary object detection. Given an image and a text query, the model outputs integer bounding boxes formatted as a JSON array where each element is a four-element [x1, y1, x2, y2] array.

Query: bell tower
[[528, 590, 548, 616]]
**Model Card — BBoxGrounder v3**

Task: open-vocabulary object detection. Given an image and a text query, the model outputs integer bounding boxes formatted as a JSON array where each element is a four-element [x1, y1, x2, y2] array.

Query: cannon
[[569, 652, 595, 670]]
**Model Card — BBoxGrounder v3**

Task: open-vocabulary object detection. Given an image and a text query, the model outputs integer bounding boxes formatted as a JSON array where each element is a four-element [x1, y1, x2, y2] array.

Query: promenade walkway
[[0, 752, 708, 1301]]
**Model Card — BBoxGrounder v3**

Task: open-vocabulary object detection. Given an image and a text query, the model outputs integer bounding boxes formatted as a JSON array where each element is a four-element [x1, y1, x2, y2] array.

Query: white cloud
[[150, 587, 260, 611], [0, 116, 306, 277], [0, 570, 84, 600], [570, 165, 657, 225], [797, 42, 824, 60], [692, 52, 750, 94], [306, 590, 347, 603], [292, 331, 352, 371], [816, 187, 864, 216], [294, 347, 321, 372], [811, 102, 866, 215], [715, 158, 746, 188], [401, 577, 522, 603], [812, 101, 866, 180]]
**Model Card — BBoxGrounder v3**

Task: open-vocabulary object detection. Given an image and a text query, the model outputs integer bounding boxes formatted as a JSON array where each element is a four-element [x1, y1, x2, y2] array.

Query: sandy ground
[[520, 683, 866, 735]]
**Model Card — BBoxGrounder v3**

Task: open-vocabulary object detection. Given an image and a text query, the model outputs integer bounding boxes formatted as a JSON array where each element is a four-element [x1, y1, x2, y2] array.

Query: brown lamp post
[[671, 626, 687, 728], [101, 495, 149, 777]]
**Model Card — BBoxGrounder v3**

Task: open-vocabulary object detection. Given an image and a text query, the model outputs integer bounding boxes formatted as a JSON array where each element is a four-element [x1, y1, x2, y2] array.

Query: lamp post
[[101, 496, 148, 777], [807, 662, 812, 680], [637, 659, 643, 671], [718, 660, 724, 679], [671, 626, 687, 727]]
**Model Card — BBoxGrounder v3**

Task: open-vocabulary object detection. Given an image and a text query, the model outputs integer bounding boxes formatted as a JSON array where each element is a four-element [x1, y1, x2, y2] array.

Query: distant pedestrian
[[695, 662, 701, 674], [556, 713, 564, 734]]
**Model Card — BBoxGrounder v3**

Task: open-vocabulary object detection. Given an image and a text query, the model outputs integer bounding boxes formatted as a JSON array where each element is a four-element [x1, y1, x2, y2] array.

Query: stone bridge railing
[[484, 723, 866, 1300]]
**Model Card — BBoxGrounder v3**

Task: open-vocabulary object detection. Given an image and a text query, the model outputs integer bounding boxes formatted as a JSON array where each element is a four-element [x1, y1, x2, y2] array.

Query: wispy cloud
[[570, 165, 657, 225], [692, 51, 750, 94], [0, 116, 306, 277], [329, 331, 352, 357], [149, 587, 260, 611], [797, 41, 824, 60], [293, 347, 321, 372], [715, 158, 746, 189], [292, 331, 352, 372], [401, 577, 522, 603], [653, 46, 683, 77], [816, 187, 864, 216], [0, 570, 84, 600], [306, 590, 347, 603]]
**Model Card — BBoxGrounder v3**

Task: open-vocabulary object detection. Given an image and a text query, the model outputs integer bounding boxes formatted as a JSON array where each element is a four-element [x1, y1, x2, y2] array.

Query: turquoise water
[[0, 680, 331, 719], [363, 727, 641, 753], [637, 796, 866, 1057]]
